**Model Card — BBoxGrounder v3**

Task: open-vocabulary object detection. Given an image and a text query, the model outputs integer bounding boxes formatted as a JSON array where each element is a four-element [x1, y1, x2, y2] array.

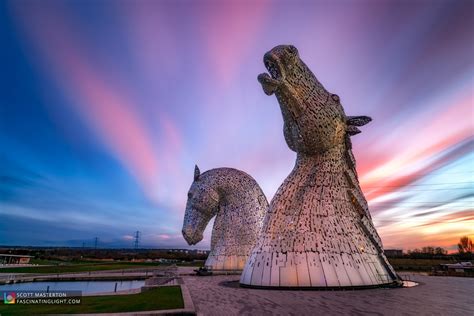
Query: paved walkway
[[183, 273, 473, 316], [0, 267, 178, 284]]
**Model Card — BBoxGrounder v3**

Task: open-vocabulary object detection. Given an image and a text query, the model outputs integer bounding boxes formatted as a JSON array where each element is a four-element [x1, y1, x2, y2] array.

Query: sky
[[0, 0, 472, 252]]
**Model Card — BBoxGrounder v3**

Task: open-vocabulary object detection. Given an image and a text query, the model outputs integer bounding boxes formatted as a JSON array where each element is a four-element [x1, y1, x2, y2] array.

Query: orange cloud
[[360, 94, 473, 202], [379, 210, 474, 252]]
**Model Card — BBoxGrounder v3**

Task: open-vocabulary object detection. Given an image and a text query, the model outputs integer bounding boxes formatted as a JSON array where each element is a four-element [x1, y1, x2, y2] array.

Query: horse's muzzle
[[182, 228, 202, 245]]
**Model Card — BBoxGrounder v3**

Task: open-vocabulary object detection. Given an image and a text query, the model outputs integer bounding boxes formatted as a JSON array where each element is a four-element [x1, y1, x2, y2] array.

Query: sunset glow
[[0, 0, 472, 252]]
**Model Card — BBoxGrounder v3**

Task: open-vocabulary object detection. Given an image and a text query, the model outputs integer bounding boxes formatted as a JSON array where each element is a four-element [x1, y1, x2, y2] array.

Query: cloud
[[3, 0, 473, 252], [11, 3, 161, 203], [198, 0, 270, 89], [364, 136, 474, 202]]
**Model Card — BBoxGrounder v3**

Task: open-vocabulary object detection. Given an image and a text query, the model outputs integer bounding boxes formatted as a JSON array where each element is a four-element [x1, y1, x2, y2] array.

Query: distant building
[[0, 254, 33, 265], [384, 249, 403, 257], [432, 262, 473, 277]]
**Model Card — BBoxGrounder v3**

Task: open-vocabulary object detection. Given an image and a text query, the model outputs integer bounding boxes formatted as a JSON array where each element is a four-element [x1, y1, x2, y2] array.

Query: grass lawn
[[0, 262, 163, 274], [0, 286, 184, 315], [29, 258, 67, 265], [177, 261, 205, 267], [388, 258, 460, 271]]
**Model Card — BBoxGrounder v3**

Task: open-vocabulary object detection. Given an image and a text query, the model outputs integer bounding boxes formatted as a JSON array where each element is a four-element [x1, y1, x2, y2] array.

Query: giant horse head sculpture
[[182, 165, 219, 245], [182, 165, 268, 270], [258, 45, 371, 155]]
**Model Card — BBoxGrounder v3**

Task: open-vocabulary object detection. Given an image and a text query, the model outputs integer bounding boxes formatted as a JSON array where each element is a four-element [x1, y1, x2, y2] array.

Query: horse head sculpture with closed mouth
[[182, 165, 268, 271]]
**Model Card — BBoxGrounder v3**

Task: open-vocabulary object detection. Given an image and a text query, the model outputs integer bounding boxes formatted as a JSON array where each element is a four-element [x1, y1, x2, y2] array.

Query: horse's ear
[[347, 125, 361, 136], [346, 115, 371, 137], [194, 165, 200, 181], [346, 116, 372, 127]]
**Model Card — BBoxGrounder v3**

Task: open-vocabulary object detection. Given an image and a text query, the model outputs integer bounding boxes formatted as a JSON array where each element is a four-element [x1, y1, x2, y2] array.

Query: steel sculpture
[[182, 166, 268, 271], [240, 45, 400, 288]]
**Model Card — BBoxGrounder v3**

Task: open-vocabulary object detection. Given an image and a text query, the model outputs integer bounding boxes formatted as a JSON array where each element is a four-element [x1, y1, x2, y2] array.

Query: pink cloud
[[199, 0, 270, 88], [158, 234, 171, 240], [359, 94, 473, 202], [12, 4, 160, 202], [122, 235, 134, 241], [123, 2, 180, 80]]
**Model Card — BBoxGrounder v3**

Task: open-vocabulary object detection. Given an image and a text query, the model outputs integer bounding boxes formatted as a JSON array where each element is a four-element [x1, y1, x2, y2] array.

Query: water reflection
[[402, 280, 419, 288], [0, 280, 145, 294]]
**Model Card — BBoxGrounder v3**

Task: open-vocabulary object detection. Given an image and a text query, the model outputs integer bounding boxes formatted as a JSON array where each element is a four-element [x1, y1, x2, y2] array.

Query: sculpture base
[[205, 254, 248, 271], [240, 147, 399, 288], [239, 280, 403, 290], [240, 250, 399, 288]]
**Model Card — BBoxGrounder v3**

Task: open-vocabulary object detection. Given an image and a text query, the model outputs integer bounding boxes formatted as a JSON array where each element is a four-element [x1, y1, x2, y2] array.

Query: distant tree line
[[404, 236, 473, 260], [0, 247, 208, 262], [407, 246, 447, 257], [457, 236, 473, 254], [2, 237, 472, 261]]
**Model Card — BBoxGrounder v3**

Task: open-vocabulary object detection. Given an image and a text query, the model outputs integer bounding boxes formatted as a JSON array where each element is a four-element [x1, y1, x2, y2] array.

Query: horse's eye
[[288, 45, 298, 55]]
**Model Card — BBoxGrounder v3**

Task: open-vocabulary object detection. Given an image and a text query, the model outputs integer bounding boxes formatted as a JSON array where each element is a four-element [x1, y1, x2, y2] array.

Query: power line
[[365, 188, 472, 192], [361, 171, 474, 179], [362, 181, 473, 188], [370, 205, 473, 208], [371, 207, 473, 209], [133, 231, 141, 250], [374, 219, 473, 223], [371, 201, 474, 205], [371, 204, 473, 207]]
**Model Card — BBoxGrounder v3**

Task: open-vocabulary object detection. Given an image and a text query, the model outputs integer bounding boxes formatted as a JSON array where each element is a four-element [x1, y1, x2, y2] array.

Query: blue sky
[[0, 0, 473, 251]]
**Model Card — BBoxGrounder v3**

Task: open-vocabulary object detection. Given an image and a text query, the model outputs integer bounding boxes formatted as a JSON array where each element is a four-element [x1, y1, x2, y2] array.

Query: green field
[[3, 258, 467, 273], [388, 258, 460, 271], [0, 262, 164, 274], [0, 286, 184, 315], [29, 258, 68, 265], [177, 260, 205, 267]]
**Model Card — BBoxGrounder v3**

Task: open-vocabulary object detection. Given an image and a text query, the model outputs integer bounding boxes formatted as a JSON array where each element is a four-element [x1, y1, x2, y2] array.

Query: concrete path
[[183, 273, 473, 316], [0, 267, 178, 284]]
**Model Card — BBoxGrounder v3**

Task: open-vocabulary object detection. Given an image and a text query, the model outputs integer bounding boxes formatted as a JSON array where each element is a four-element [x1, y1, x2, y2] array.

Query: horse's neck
[[203, 169, 229, 191], [295, 143, 347, 171], [294, 143, 367, 215], [205, 169, 252, 207], [206, 171, 256, 249]]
